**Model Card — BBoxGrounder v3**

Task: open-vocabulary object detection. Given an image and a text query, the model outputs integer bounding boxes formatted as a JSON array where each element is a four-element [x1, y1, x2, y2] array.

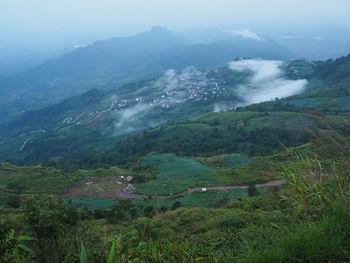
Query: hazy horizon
[[2, 0, 350, 47], [2, 0, 350, 77]]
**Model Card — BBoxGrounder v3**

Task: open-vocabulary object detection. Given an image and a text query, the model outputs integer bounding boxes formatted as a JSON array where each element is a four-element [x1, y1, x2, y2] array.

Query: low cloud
[[315, 36, 325, 41], [227, 29, 264, 41], [114, 104, 156, 136], [74, 44, 88, 49], [154, 67, 207, 93], [228, 59, 308, 106], [283, 35, 304, 39]]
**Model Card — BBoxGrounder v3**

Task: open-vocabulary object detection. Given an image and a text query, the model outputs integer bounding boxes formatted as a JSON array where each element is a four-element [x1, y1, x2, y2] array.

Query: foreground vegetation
[[2, 55, 350, 262], [1, 144, 350, 262], [2, 98, 350, 262]]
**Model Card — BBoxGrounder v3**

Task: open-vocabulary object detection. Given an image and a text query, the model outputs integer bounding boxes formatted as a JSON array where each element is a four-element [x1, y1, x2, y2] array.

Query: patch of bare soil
[[61, 176, 146, 199]]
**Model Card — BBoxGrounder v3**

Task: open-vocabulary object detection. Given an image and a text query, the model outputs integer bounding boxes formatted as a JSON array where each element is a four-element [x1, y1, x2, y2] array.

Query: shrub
[[7, 194, 21, 208], [247, 184, 258, 197]]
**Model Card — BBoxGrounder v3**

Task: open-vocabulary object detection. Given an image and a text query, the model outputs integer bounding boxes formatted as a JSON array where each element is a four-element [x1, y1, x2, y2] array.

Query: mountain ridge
[[0, 27, 295, 122]]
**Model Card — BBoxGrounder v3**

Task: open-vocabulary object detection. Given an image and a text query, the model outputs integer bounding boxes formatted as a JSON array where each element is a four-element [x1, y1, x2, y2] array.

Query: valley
[[0, 27, 296, 123], [1, 25, 350, 263], [0, 56, 329, 165]]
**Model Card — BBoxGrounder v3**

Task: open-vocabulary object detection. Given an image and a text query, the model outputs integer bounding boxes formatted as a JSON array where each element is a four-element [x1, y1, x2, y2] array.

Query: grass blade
[[107, 240, 115, 263], [80, 241, 88, 263]]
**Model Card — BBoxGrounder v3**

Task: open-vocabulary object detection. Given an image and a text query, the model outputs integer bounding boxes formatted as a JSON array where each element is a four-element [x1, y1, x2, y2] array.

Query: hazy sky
[[1, 0, 350, 46]]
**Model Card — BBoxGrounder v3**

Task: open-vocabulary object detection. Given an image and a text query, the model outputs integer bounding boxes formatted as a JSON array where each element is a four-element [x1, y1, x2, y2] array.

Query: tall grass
[[281, 155, 327, 215]]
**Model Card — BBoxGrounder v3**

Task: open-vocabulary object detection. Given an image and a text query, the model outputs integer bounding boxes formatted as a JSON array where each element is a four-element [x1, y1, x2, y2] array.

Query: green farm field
[[135, 154, 220, 196]]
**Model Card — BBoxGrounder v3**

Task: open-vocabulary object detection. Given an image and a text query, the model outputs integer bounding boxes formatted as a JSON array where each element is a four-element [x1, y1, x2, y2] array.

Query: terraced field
[[135, 154, 220, 196]]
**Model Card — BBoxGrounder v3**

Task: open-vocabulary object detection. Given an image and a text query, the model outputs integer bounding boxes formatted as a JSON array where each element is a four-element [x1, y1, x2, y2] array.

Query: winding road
[[152, 179, 285, 199]]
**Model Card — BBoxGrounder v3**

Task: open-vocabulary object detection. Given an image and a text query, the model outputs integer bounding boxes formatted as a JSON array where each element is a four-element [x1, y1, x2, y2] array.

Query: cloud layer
[[227, 29, 264, 41], [113, 60, 308, 136], [228, 59, 308, 106]]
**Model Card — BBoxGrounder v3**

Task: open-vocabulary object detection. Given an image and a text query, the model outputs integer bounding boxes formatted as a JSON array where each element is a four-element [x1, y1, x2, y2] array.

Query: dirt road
[[61, 179, 284, 200], [153, 179, 285, 199]]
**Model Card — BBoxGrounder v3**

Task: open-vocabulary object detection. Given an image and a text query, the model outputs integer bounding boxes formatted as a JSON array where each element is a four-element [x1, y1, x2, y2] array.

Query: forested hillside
[[1, 55, 350, 167]]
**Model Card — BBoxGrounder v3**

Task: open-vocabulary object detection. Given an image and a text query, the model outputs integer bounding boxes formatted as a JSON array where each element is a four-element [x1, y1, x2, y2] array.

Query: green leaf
[[270, 223, 280, 229], [80, 241, 88, 263], [107, 240, 115, 263], [19, 235, 35, 241], [17, 244, 33, 253], [8, 229, 15, 239]]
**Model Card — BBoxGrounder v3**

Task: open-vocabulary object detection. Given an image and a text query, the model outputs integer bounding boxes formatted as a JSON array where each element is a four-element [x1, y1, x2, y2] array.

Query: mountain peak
[[150, 25, 169, 33]]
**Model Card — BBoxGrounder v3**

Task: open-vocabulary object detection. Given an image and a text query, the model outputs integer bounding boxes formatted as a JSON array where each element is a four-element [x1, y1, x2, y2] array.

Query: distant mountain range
[[0, 26, 295, 123]]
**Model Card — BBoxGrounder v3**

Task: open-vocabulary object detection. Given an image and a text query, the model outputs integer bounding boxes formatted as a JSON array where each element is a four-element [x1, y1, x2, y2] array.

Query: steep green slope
[[2, 55, 350, 166], [0, 64, 254, 164]]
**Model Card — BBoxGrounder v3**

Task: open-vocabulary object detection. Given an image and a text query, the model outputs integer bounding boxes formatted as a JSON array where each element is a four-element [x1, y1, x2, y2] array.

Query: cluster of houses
[[61, 69, 232, 127], [109, 74, 227, 111], [120, 175, 134, 192]]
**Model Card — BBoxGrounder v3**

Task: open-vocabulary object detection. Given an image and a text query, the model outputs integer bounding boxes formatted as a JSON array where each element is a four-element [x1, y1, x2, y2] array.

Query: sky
[[1, 0, 350, 47]]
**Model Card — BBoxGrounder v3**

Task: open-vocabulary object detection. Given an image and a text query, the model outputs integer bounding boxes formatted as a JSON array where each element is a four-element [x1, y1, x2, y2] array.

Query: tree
[[7, 194, 21, 208], [247, 184, 258, 197], [0, 224, 34, 263], [23, 195, 80, 262], [107, 200, 133, 223], [171, 201, 181, 211], [158, 206, 167, 213], [144, 206, 155, 218], [7, 181, 25, 193], [211, 118, 220, 126], [129, 208, 138, 220]]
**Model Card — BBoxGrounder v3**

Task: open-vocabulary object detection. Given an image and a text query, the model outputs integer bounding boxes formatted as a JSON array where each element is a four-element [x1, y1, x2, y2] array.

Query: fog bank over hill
[[113, 60, 309, 135], [229, 59, 308, 106]]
